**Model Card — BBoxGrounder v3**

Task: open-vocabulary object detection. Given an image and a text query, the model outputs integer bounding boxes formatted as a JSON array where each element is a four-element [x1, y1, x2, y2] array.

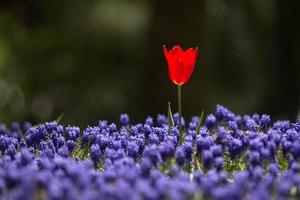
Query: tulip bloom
[[163, 45, 198, 134], [163, 45, 198, 85]]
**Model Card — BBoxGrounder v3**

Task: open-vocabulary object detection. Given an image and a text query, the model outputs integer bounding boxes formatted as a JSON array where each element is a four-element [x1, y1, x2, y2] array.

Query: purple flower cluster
[[0, 105, 300, 200]]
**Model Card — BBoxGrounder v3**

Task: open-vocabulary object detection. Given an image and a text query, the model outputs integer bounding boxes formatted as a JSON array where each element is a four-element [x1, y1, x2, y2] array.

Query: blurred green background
[[0, 0, 299, 126]]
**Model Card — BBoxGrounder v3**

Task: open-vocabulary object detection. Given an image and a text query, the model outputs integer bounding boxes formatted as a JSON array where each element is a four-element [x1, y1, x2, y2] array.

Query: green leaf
[[291, 186, 297, 196], [167, 102, 175, 132], [78, 139, 92, 159], [55, 113, 64, 124], [196, 111, 205, 134], [78, 149, 86, 159], [277, 150, 288, 170]]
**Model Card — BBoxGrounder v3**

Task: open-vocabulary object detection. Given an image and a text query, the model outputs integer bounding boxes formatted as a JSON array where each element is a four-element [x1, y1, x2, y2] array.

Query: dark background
[[0, 0, 299, 126]]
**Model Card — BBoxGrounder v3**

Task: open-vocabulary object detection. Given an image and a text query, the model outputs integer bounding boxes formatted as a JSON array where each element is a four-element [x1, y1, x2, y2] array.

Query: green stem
[[178, 84, 182, 135]]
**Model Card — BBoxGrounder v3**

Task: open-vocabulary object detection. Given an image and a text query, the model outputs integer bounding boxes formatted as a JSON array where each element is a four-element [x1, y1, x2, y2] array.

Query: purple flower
[[111, 140, 122, 151], [23, 122, 32, 132], [120, 113, 130, 126], [273, 120, 290, 132], [105, 148, 118, 161], [67, 140, 75, 151], [156, 114, 167, 126], [45, 121, 59, 133], [215, 105, 235, 121], [291, 162, 300, 173], [140, 158, 152, 177], [285, 128, 298, 141], [143, 145, 161, 165], [203, 150, 213, 169], [228, 121, 238, 132], [252, 113, 260, 123], [127, 141, 139, 159], [57, 145, 69, 157], [65, 126, 80, 141], [91, 144, 101, 163], [6, 144, 16, 157], [11, 122, 21, 133], [268, 163, 279, 176], [260, 148, 271, 160], [211, 145, 223, 158], [98, 135, 110, 151], [173, 113, 185, 128], [159, 141, 175, 161], [267, 141, 276, 158], [227, 138, 243, 159], [291, 141, 300, 159], [0, 123, 8, 135], [145, 116, 154, 126], [98, 120, 108, 129], [247, 151, 261, 166], [260, 114, 271, 129], [0, 135, 11, 152], [196, 135, 213, 153], [205, 114, 216, 129], [19, 149, 33, 166], [216, 127, 230, 144], [182, 142, 193, 161], [251, 166, 264, 183], [249, 138, 264, 151], [130, 126, 139, 136], [136, 179, 159, 199], [108, 123, 117, 133], [188, 122, 197, 130], [148, 133, 159, 145], [277, 179, 293, 197], [245, 118, 257, 131], [0, 107, 299, 200], [175, 147, 185, 166], [26, 126, 47, 146], [282, 140, 292, 155], [214, 157, 224, 170]]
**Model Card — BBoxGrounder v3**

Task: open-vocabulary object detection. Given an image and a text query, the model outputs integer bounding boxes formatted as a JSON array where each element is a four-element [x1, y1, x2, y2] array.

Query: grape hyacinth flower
[[120, 114, 130, 126], [0, 105, 299, 200]]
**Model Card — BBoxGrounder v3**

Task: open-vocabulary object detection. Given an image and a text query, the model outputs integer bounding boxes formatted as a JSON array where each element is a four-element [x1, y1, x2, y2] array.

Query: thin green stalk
[[178, 84, 182, 135]]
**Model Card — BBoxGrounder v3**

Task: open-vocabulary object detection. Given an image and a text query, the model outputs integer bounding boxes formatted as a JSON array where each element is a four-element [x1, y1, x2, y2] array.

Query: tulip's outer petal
[[182, 48, 198, 84], [173, 59, 186, 85], [163, 45, 169, 59], [163, 45, 178, 84], [170, 45, 186, 85], [171, 45, 184, 57]]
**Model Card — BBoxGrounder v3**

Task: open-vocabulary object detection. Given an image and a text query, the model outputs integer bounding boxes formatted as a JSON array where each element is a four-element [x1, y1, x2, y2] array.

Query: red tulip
[[163, 45, 198, 85]]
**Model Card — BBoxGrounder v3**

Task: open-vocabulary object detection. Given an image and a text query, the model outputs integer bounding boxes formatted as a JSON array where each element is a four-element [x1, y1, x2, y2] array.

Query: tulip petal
[[183, 47, 198, 83], [170, 45, 184, 57], [163, 45, 169, 59]]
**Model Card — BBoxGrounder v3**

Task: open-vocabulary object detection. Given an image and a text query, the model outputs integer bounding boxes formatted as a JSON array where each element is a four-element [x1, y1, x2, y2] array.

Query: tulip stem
[[178, 84, 182, 134]]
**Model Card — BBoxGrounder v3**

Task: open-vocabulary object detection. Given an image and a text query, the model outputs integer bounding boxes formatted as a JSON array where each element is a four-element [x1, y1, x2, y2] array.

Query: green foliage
[[78, 139, 92, 160], [167, 102, 175, 132], [224, 154, 246, 174], [55, 113, 64, 124], [277, 150, 288, 170], [196, 111, 205, 134]]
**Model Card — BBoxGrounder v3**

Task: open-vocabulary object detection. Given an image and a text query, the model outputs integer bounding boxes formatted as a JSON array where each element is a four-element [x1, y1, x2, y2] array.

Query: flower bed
[[0, 105, 300, 200]]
